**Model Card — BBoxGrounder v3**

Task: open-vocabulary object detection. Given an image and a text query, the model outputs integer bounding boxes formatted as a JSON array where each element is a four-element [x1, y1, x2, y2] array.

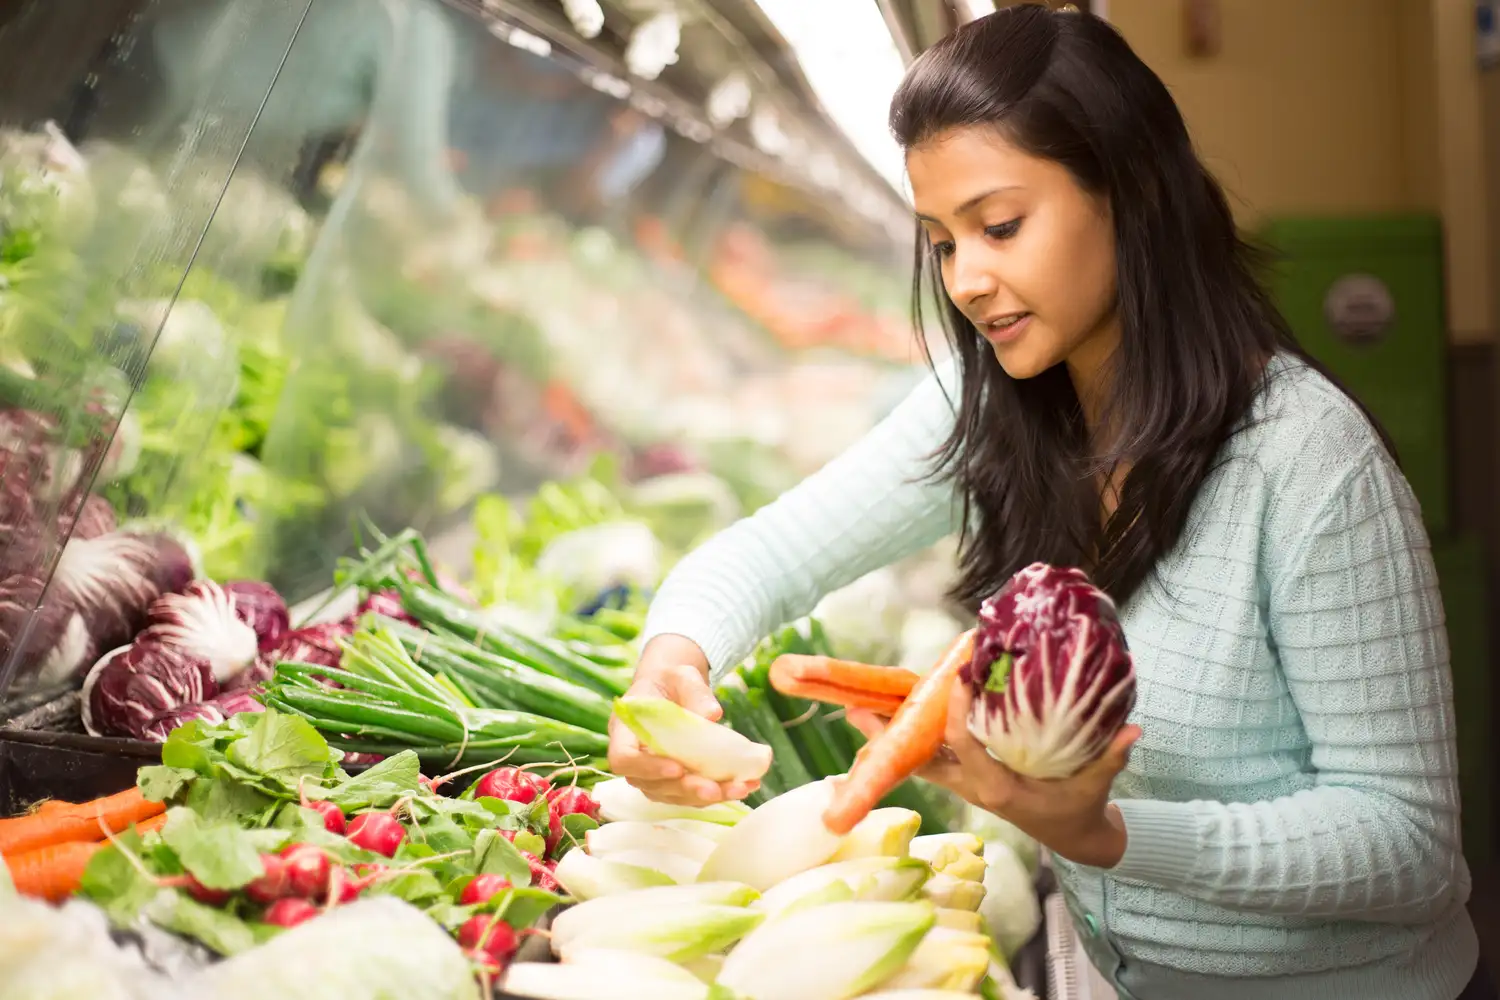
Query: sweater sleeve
[[1108, 448, 1467, 923], [641, 361, 964, 681]]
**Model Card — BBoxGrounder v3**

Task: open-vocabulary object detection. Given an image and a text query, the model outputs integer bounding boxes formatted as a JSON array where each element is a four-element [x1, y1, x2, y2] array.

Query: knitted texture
[[642, 355, 1477, 999]]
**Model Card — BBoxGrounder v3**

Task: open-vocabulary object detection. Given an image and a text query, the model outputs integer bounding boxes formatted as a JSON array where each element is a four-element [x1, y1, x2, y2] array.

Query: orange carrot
[[134, 812, 169, 835], [5, 840, 103, 902], [770, 655, 920, 710], [822, 630, 977, 835], [0, 787, 164, 856]]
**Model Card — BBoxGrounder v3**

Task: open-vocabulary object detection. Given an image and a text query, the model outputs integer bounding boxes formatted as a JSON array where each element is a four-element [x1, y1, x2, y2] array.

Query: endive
[[714, 901, 936, 1000], [587, 822, 719, 863], [753, 857, 932, 917], [593, 848, 702, 884], [504, 949, 708, 1000], [936, 852, 987, 883], [920, 873, 986, 911], [552, 850, 675, 901], [550, 882, 759, 949], [550, 902, 763, 963], [879, 927, 991, 992], [696, 779, 843, 890], [909, 833, 983, 861], [613, 696, 773, 783], [934, 909, 983, 933], [829, 808, 922, 861], [593, 778, 752, 826], [660, 818, 735, 843]]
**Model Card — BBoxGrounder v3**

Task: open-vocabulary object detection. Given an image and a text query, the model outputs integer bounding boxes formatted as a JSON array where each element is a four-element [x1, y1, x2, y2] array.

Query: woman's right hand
[[607, 635, 761, 806]]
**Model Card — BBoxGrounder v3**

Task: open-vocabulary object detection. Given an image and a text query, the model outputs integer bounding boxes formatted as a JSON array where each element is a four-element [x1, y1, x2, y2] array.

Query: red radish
[[458, 914, 519, 964], [543, 810, 564, 858], [547, 785, 600, 822], [347, 813, 406, 857], [244, 853, 292, 904], [520, 851, 558, 892], [184, 874, 232, 907], [280, 844, 333, 900], [460, 874, 513, 907], [263, 897, 320, 928], [474, 767, 550, 804], [306, 800, 346, 835]]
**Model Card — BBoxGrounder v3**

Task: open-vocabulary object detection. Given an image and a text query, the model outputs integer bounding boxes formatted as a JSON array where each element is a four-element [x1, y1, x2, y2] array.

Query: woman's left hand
[[847, 679, 1141, 869]]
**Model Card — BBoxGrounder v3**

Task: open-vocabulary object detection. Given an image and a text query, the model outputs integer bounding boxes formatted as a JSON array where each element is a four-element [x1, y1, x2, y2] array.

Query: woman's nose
[[947, 247, 998, 307]]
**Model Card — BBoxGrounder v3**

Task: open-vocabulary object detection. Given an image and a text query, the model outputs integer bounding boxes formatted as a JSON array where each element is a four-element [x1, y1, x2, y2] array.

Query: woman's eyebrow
[[914, 185, 1023, 223]]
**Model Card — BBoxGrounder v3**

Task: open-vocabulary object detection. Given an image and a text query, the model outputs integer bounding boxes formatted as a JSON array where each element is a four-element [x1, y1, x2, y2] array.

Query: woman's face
[[907, 126, 1119, 383]]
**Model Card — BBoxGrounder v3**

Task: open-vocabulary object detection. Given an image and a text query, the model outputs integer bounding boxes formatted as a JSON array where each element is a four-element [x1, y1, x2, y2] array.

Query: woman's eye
[[929, 240, 956, 258], [985, 218, 1023, 240]]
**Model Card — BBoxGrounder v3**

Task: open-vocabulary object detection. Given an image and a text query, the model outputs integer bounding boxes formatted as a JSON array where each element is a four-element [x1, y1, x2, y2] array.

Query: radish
[[458, 914, 519, 964], [474, 766, 551, 804], [280, 844, 333, 900], [263, 898, 320, 928], [460, 874, 513, 907], [244, 853, 292, 904], [347, 813, 406, 857], [547, 785, 601, 822], [521, 851, 559, 892], [306, 799, 346, 835], [544, 810, 565, 858], [184, 874, 232, 907]]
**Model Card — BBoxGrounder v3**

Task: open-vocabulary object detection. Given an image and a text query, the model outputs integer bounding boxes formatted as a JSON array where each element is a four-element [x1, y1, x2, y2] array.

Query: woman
[[608, 7, 1485, 1000]]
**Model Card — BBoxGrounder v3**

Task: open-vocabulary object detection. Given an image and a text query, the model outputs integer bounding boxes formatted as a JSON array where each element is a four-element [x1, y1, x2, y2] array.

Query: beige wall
[[1107, 0, 1493, 343]]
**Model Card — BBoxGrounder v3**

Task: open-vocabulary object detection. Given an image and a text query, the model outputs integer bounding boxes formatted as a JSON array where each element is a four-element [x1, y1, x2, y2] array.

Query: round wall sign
[[1323, 273, 1395, 345]]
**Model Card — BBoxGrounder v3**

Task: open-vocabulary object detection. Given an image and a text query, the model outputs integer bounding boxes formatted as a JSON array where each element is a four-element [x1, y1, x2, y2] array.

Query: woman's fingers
[[845, 707, 889, 739], [1081, 724, 1141, 783]]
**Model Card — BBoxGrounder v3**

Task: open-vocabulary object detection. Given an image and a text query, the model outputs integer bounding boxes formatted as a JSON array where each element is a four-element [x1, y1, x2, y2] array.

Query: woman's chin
[[991, 343, 1055, 381]]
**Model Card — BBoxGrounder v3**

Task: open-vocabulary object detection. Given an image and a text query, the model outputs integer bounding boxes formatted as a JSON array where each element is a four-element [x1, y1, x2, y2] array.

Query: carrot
[[134, 812, 169, 835], [5, 840, 104, 902], [770, 655, 919, 709], [822, 630, 977, 835], [0, 787, 164, 856]]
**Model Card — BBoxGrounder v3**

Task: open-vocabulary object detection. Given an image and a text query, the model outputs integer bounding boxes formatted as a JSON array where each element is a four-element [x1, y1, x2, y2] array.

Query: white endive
[[586, 822, 719, 864], [829, 808, 922, 861], [934, 909, 983, 933], [612, 697, 772, 783], [714, 901, 936, 1000], [549, 883, 759, 950], [979, 841, 1043, 959], [504, 949, 706, 1000], [550, 903, 763, 963], [879, 927, 991, 992], [552, 850, 674, 901], [658, 819, 735, 843], [591, 848, 701, 885], [860, 991, 990, 999], [920, 874, 987, 911], [696, 779, 844, 890], [909, 833, 983, 860], [937, 853, 987, 883], [593, 778, 752, 826], [753, 857, 932, 918]]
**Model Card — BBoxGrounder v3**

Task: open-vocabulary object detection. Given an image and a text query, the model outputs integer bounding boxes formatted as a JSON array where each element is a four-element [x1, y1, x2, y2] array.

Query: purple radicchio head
[[141, 580, 261, 684], [961, 562, 1136, 779], [80, 639, 218, 739], [140, 701, 230, 743], [219, 580, 290, 652]]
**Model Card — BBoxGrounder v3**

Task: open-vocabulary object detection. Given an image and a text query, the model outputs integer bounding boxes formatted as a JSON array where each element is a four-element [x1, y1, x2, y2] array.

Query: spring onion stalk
[[919, 873, 987, 912], [593, 778, 751, 826], [753, 857, 933, 918], [612, 696, 773, 784], [880, 927, 992, 992], [714, 673, 814, 793], [695, 779, 844, 891], [552, 850, 677, 901], [586, 822, 720, 864], [548, 902, 764, 963], [503, 949, 708, 1000], [830, 808, 923, 861], [714, 901, 937, 1000], [549, 883, 760, 949]]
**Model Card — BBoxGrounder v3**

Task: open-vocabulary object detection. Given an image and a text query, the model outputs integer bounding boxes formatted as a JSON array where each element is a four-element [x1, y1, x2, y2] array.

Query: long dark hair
[[891, 5, 1389, 608]]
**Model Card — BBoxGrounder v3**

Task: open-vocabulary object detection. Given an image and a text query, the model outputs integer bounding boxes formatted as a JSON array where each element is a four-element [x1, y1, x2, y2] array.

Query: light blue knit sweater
[[642, 355, 1477, 1000]]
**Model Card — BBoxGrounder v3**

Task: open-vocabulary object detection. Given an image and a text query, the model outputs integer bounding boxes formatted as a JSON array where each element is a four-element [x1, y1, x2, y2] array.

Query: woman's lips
[[980, 313, 1032, 345]]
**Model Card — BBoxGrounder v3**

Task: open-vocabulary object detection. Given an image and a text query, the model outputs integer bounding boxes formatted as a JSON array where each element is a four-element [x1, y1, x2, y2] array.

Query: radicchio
[[961, 563, 1136, 780], [8, 530, 194, 686], [140, 701, 228, 742], [219, 580, 290, 651], [141, 580, 260, 683], [357, 590, 416, 626], [80, 641, 217, 739]]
